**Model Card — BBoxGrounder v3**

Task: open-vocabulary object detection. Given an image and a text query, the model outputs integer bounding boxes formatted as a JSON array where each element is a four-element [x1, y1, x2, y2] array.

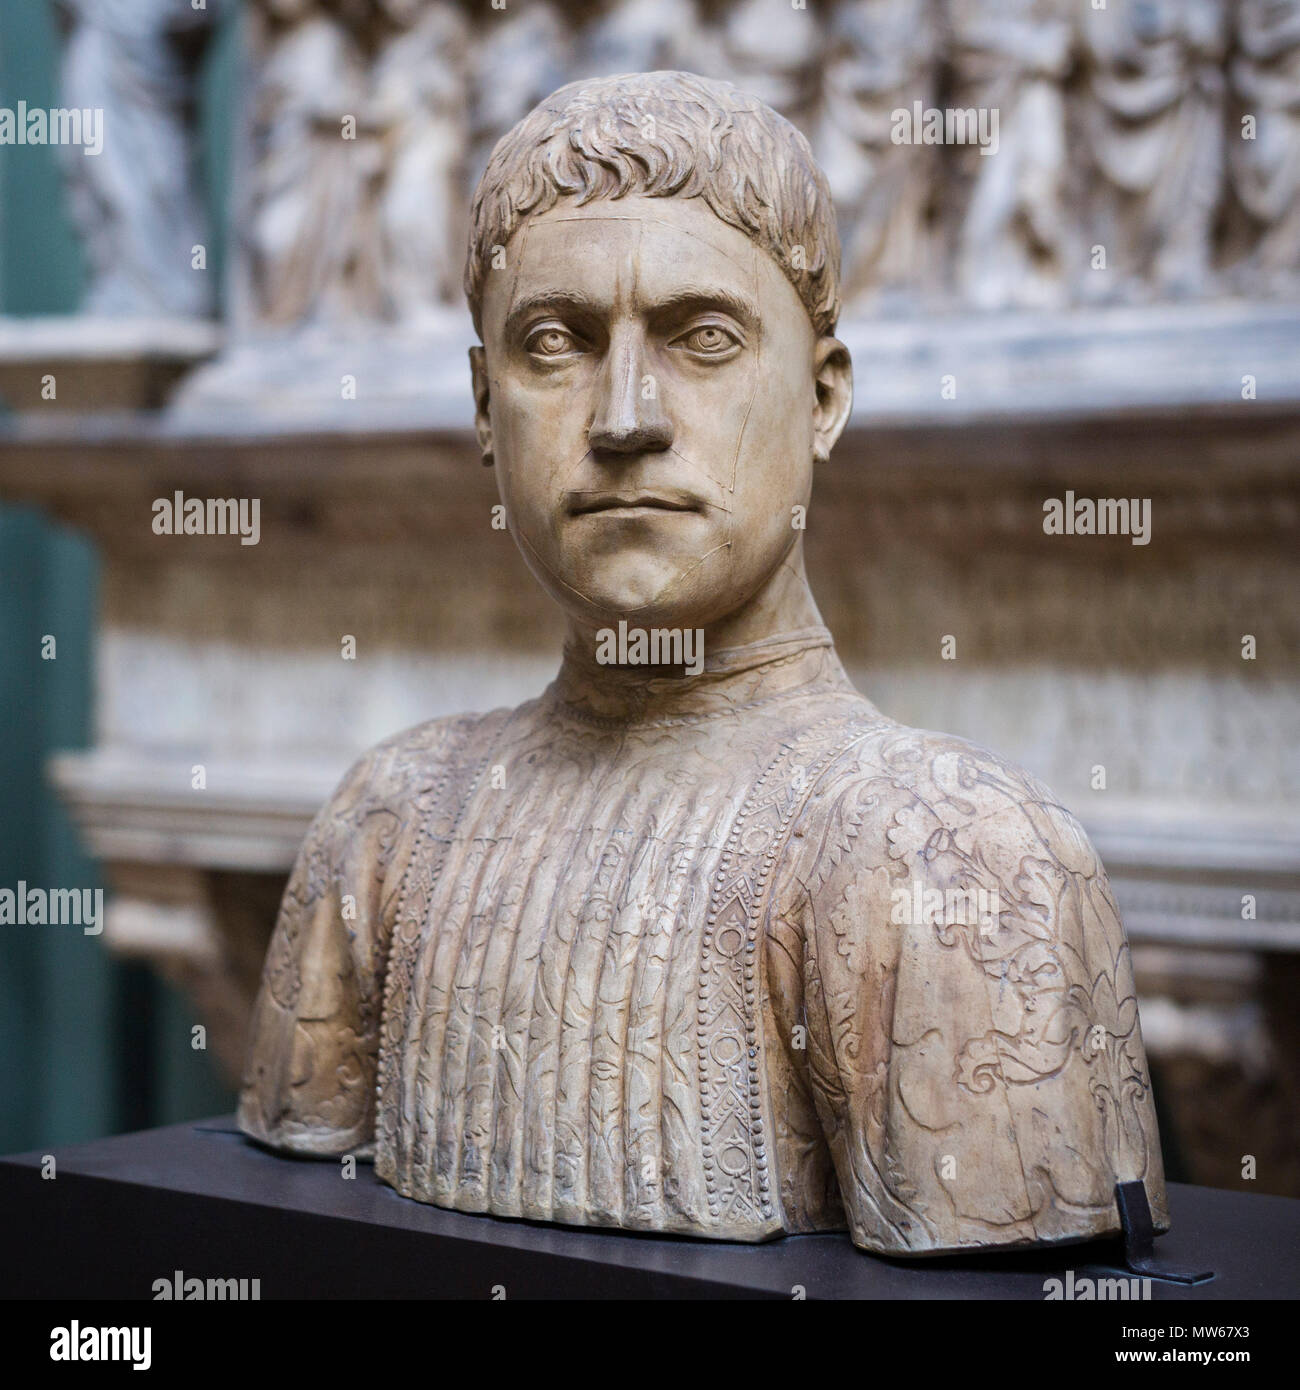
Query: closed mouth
[[567, 492, 701, 517]]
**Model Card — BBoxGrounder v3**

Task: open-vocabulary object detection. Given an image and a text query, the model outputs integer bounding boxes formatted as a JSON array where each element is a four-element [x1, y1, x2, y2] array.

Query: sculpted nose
[[588, 332, 673, 455]]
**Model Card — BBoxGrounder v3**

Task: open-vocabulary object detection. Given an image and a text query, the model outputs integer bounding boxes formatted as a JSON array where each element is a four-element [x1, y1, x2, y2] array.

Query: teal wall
[[0, 0, 242, 1151], [0, 508, 114, 1150], [0, 0, 82, 312]]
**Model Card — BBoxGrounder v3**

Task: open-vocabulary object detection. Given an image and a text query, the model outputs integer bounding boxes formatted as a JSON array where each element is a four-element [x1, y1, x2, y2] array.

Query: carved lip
[[566, 489, 703, 517]]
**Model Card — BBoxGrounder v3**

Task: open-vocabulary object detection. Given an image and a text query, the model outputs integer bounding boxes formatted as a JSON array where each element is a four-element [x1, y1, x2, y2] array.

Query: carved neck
[[547, 547, 856, 722], [549, 624, 851, 725], [549, 551, 851, 723]]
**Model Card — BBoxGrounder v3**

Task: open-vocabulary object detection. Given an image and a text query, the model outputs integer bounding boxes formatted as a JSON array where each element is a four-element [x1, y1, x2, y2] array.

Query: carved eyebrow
[[505, 286, 759, 337], [644, 287, 758, 329], [505, 290, 604, 336]]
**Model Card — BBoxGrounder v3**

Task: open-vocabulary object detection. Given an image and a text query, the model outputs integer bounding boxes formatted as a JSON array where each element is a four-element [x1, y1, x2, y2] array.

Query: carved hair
[[464, 70, 841, 337]]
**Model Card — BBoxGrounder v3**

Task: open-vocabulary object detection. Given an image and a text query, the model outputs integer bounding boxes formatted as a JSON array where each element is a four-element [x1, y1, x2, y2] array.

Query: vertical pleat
[[374, 660, 868, 1236]]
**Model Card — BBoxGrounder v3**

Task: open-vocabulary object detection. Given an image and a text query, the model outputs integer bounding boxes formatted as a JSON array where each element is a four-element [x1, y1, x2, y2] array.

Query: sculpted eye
[[526, 324, 580, 357], [672, 322, 742, 357]]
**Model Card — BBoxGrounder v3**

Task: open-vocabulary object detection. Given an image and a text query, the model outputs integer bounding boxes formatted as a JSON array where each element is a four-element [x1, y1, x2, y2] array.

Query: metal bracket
[[1115, 1180, 1213, 1285]]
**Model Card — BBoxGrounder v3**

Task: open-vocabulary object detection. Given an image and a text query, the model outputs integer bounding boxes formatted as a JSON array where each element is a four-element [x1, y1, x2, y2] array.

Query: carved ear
[[812, 337, 852, 465], [469, 346, 494, 467]]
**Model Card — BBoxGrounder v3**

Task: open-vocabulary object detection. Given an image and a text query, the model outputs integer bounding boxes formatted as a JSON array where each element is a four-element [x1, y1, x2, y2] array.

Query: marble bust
[[238, 70, 1168, 1257]]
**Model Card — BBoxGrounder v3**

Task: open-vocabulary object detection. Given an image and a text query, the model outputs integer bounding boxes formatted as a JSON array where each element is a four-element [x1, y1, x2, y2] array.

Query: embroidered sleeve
[[237, 741, 413, 1157], [792, 728, 1168, 1256]]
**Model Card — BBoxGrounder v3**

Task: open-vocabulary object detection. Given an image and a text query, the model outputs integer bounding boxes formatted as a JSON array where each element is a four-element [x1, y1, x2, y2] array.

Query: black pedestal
[[2, 1119, 1297, 1299]]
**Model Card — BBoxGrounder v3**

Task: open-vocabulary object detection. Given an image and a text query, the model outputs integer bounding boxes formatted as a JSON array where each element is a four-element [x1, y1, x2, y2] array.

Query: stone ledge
[[0, 315, 220, 412], [0, 302, 1296, 437], [48, 750, 338, 874]]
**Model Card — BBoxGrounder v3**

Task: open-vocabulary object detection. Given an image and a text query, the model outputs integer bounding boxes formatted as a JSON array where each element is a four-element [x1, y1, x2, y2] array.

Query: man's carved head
[[465, 70, 852, 635]]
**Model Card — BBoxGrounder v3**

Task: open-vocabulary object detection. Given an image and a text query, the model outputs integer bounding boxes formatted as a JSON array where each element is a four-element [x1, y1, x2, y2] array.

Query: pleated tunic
[[239, 628, 1167, 1254]]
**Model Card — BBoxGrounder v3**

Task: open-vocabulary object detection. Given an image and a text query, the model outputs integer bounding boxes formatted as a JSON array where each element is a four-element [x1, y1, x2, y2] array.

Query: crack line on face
[[617, 538, 734, 617], [513, 517, 621, 612], [496, 209, 756, 617], [727, 239, 761, 500], [548, 438, 735, 610], [504, 217, 530, 327], [542, 213, 754, 272], [565, 489, 733, 517], [562, 445, 735, 515], [511, 514, 731, 619]]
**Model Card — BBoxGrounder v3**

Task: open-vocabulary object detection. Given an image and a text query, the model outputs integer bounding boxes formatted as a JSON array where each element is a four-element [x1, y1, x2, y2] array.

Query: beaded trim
[[697, 712, 884, 1228]]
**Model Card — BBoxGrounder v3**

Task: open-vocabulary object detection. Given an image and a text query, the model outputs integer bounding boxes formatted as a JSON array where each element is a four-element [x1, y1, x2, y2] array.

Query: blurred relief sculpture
[[817, 0, 939, 309], [948, 0, 1072, 310], [240, 0, 469, 329], [1228, 0, 1300, 293], [1078, 0, 1227, 300], [54, 0, 220, 317], [183, 0, 1300, 342], [238, 72, 1168, 1256]]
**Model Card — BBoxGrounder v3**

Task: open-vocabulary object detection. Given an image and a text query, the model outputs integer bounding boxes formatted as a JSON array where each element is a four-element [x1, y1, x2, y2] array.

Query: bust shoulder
[[315, 703, 527, 838], [783, 718, 1167, 1254], [799, 717, 1105, 902]]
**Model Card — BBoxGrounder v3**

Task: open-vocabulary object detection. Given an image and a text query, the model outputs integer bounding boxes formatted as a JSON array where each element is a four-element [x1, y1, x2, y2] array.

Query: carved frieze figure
[[1229, 0, 1300, 292], [54, 0, 220, 317], [239, 72, 1168, 1256], [947, 0, 1073, 310], [239, 0, 372, 326], [370, 0, 470, 323], [816, 0, 940, 310], [465, 2, 569, 198], [240, 0, 469, 328], [687, 0, 825, 138], [1076, 0, 1227, 300], [573, 0, 703, 84]]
